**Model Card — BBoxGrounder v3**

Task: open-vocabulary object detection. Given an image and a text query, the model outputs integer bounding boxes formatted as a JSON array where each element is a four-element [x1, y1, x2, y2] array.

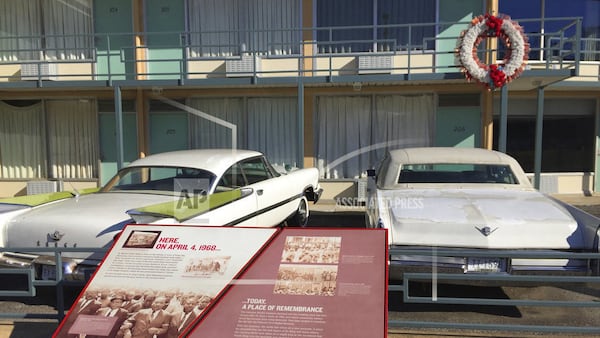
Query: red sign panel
[[186, 228, 388, 338]]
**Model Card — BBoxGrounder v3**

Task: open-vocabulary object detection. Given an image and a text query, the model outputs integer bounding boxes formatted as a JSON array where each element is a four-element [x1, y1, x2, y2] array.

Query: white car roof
[[126, 149, 263, 176], [388, 147, 517, 165]]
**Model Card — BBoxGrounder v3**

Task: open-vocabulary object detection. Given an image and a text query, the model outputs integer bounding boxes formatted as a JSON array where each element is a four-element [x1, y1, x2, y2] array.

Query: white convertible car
[[0, 149, 322, 279], [365, 147, 600, 282]]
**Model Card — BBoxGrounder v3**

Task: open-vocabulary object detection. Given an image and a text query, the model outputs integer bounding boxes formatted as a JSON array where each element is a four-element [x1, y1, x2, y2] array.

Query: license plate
[[465, 257, 507, 273], [41, 265, 57, 280]]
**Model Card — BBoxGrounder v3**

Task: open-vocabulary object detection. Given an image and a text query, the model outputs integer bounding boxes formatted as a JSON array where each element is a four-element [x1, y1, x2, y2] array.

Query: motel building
[[0, 0, 599, 201]]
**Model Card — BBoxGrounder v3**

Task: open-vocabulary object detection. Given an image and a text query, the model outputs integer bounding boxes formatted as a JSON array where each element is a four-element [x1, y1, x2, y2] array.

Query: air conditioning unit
[[358, 55, 393, 74], [20, 63, 58, 81], [27, 180, 63, 195], [225, 55, 260, 77]]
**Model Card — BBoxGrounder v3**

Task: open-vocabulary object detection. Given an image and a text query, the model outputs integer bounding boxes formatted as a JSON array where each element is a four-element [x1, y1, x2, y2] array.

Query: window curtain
[[42, 0, 93, 60], [188, 98, 246, 149], [0, 0, 92, 61], [46, 100, 98, 179], [372, 95, 434, 163], [247, 97, 298, 169], [0, 101, 45, 178], [0, 0, 41, 61], [187, 0, 301, 57], [188, 97, 299, 169], [316, 94, 434, 179], [316, 96, 372, 179]]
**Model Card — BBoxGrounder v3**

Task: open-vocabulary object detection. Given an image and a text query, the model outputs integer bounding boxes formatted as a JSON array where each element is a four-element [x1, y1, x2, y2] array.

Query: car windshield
[[101, 166, 217, 195], [398, 163, 518, 184]]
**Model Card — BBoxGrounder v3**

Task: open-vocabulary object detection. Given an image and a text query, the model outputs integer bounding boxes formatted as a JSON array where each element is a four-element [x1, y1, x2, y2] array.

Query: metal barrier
[[0, 246, 107, 321], [388, 247, 600, 335], [1, 245, 599, 335]]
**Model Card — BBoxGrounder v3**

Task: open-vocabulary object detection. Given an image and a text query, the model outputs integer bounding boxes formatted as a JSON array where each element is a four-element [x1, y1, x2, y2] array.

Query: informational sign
[[186, 228, 388, 338], [54, 225, 279, 338], [54, 226, 387, 338]]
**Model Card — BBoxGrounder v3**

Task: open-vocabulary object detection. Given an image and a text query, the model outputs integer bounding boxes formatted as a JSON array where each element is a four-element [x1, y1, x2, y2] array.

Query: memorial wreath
[[457, 13, 529, 90]]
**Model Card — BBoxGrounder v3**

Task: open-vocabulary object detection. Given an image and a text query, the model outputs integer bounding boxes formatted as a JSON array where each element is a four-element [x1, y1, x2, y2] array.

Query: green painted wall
[[99, 113, 138, 185], [435, 106, 481, 148], [436, 0, 484, 72], [94, 0, 134, 80], [145, 0, 186, 79], [149, 112, 189, 154]]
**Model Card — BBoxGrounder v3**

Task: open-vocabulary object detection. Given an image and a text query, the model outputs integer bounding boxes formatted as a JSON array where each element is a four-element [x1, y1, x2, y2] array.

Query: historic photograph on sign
[[54, 225, 279, 338], [122, 230, 161, 248]]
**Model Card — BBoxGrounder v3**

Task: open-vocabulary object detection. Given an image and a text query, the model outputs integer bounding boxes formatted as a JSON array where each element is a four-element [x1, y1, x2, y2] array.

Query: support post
[[498, 85, 508, 152], [534, 86, 545, 190], [114, 85, 124, 170], [298, 80, 305, 168]]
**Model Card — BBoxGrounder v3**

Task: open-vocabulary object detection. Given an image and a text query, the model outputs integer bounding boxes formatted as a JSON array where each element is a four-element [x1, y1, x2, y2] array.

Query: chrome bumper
[[0, 252, 95, 281], [389, 253, 596, 286]]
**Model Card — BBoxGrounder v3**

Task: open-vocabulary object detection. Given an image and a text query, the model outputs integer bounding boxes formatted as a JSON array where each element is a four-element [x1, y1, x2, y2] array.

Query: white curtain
[[188, 97, 299, 169], [42, 0, 93, 60], [188, 98, 246, 149], [0, 101, 45, 178], [46, 100, 98, 179], [316, 96, 372, 179], [187, 0, 301, 57], [372, 95, 434, 163], [316, 94, 434, 179], [0, 0, 92, 61], [248, 97, 298, 169], [0, 0, 41, 61]]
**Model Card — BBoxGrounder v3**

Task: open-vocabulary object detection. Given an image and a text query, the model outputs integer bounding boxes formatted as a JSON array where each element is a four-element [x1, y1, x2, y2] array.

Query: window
[[494, 117, 595, 172], [500, 0, 600, 61], [316, 0, 436, 53], [0, 100, 45, 179], [398, 164, 518, 184], [187, 0, 301, 57], [240, 157, 272, 184], [189, 97, 300, 170], [0, 0, 93, 61], [218, 164, 246, 189], [493, 98, 595, 173], [103, 166, 216, 195], [46, 100, 98, 179], [315, 95, 435, 179]]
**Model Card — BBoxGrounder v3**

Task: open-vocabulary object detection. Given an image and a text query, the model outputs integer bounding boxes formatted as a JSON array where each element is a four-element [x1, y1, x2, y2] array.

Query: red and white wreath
[[457, 14, 529, 90]]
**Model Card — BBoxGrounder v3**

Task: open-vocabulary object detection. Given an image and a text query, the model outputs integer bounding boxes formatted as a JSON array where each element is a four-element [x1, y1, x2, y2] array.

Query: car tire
[[286, 197, 309, 227]]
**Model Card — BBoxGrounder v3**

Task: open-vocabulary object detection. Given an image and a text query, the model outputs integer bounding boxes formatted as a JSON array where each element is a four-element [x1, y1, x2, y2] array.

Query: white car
[[365, 147, 600, 282], [0, 149, 322, 279]]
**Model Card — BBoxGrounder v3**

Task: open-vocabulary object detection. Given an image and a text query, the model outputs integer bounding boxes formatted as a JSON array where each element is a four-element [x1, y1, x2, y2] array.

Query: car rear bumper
[[389, 249, 598, 286]]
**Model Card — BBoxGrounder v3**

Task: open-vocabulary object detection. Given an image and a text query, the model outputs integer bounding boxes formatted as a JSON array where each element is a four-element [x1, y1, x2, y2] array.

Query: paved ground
[[1, 193, 599, 338]]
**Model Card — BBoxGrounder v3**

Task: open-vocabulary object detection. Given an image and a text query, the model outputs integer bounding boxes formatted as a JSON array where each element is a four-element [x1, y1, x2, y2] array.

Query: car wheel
[[287, 197, 309, 227]]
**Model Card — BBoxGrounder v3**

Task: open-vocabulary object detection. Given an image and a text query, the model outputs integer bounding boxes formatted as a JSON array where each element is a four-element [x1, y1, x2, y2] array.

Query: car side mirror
[[366, 169, 376, 177]]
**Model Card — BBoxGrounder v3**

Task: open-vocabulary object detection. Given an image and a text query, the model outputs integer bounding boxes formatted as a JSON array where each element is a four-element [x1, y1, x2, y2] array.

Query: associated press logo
[[174, 178, 211, 209], [335, 196, 424, 209]]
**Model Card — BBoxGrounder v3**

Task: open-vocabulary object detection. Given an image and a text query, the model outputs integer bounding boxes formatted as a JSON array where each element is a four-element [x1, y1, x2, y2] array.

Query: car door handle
[[256, 189, 263, 196]]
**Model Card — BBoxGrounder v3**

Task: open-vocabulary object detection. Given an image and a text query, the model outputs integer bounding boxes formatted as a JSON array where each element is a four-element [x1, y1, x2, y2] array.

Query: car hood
[[379, 188, 584, 249], [4, 192, 173, 252]]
